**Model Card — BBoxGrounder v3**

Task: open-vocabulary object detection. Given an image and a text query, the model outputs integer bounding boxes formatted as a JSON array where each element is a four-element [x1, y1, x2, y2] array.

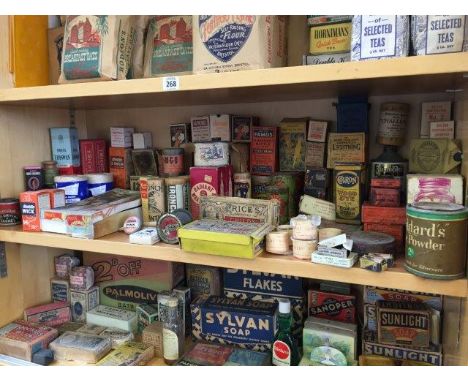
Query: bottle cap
[[278, 298, 291, 314]]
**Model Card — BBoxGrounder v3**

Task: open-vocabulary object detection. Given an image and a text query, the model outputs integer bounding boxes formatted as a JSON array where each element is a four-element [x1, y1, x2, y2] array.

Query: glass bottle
[[158, 294, 184, 365], [272, 299, 300, 366], [414, 177, 455, 203]]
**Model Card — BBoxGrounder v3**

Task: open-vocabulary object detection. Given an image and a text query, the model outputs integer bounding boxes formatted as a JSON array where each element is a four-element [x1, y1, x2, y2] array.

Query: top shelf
[[1, 53, 468, 110]]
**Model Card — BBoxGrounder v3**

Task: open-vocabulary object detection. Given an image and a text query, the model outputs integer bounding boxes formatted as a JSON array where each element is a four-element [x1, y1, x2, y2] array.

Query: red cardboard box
[[80, 139, 108, 174], [370, 188, 400, 207], [20, 190, 51, 232], [362, 202, 406, 225], [109, 147, 134, 189], [190, 165, 232, 219], [364, 223, 405, 252], [308, 290, 356, 324], [250, 126, 278, 175], [370, 178, 401, 189]]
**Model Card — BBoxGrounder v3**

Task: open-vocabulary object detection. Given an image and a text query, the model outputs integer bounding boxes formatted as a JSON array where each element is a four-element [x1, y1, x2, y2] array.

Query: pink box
[[24, 301, 71, 327]]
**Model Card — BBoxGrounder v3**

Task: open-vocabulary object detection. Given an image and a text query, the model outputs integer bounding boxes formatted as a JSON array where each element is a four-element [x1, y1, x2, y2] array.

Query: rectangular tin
[[139, 176, 165, 224], [279, 118, 307, 171], [333, 163, 365, 224], [186, 264, 222, 300], [327, 132, 366, 168], [309, 22, 352, 54], [370, 187, 400, 207], [250, 126, 278, 175], [308, 290, 355, 323]]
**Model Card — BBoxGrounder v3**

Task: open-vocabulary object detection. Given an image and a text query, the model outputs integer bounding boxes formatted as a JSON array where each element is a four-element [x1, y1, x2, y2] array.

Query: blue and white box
[[49, 127, 80, 167]]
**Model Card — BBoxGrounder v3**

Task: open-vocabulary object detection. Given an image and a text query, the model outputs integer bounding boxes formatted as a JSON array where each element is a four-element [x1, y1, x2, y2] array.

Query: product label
[[310, 22, 351, 54], [191, 117, 211, 142], [305, 142, 326, 167], [191, 182, 217, 206], [272, 340, 291, 366], [163, 328, 179, 360], [166, 184, 185, 213], [426, 16, 465, 54], [250, 126, 277, 175], [52, 281, 69, 302], [334, 169, 362, 221], [360, 16, 397, 59]]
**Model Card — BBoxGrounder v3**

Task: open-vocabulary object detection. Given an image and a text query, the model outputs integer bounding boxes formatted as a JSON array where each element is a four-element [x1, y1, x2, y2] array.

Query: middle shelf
[[0, 226, 466, 298]]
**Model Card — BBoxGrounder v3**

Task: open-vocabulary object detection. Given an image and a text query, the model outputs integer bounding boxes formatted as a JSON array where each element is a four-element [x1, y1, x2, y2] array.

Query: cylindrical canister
[[233, 172, 251, 198], [266, 231, 291, 255], [377, 103, 410, 146], [162, 148, 185, 177], [165, 176, 190, 213], [42, 161, 59, 188], [87, 173, 114, 196], [406, 202, 468, 280], [350, 231, 395, 254], [157, 209, 193, 244], [277, 225, 293, 247], [319, 228, 343, 242], [0, 198, 21, 226], [24, 166, 44, 191], [194, 142, 230, 167], [54, 175, 88, 204], [290, 215, 318, 240], [292, 238, 317, 260]]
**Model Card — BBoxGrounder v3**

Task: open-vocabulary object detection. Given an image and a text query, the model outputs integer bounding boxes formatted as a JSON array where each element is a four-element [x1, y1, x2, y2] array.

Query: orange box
[[20, 190, 51, 231], [43, 189, 66, 208], [109, 147, 134, 189], [364, 223, 404, 253], [361, 202, 406, 225]]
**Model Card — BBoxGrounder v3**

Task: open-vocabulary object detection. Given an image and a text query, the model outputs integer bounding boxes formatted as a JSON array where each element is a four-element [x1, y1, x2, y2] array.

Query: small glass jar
[[414, 178, 455, 203], [42, 160, 58, 188]]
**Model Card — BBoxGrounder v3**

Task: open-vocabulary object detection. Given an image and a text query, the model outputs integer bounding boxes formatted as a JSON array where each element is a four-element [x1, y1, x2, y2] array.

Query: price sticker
[[162, 76, 180, 91]]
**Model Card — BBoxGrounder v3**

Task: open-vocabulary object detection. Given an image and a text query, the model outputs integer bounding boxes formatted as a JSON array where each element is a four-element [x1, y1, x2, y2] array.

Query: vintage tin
[[233, 173, 251, 198], [307, 15, 353, 26], [430, 121, 455, 139], [161, 148, 184, 176], [136, 304, 158, 334], [165, 175, 190, 214], [256, 185, 289, 224], [231, 116, 258, 142], [279, 118, 307, 171], [409, 139, 462, 173], [251, 175, 272, 197], [377, 103, 410, 146], [170, 123, 191, 147], [23, 166, 44, 191], [191, 295, 278, 351], [305, 141, 326, 168], [327, 133, 366, 168], [132, 149, 158, 176], [186, 264, 222, 299], [70, 286, 100, 322], [308, 290, 355, 324], [0, 198, 21, 226], [20, 190, 51, 232], [333, 163, 365, 224], [309, 22, 351, 54], [79, 139, 108, 174], [303, 52, 350, 65], [250, 126, 278, 175], [407, 174, 463, 204], [42, 161, 58, 188], [109, 147, 134, 189], [194, 142, 230, 167], [272, 172, 301, 218], [190, 116, 211, 143], [406, 203, 468, 280], [139, 176, 165, 224], [157, 209, 193, 244], [362, 202, 406, 225], [350, 231, 396, 255], [364, 223, 405, 253], [377, 300, 431, 348], [420, 101, 452, 138]]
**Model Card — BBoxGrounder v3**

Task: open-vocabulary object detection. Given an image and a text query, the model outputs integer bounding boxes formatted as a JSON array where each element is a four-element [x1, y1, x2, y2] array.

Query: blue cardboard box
[[49, 127, 80, 167], [191, 295, 278, 351]]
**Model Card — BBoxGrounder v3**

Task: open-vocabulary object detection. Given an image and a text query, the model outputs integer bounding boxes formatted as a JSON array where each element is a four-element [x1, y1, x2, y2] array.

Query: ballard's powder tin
[[0, 198, 21, 226], [406, 202, 468, 280]]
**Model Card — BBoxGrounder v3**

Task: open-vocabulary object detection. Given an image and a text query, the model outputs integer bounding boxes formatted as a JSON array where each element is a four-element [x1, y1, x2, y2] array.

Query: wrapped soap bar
[[351, 16, 410, 61], [49, 331, 112, 363], [87, 305, 137, 332], [69, 266, 94, 290], [99, 328, 134, 349], [24, 301, 71, 327], [50, 278, 70, 302], [76, 324, 107, 335], [96, 342, 154, 366], [359, 254, 389, 272], [55, 254, 80, 278]]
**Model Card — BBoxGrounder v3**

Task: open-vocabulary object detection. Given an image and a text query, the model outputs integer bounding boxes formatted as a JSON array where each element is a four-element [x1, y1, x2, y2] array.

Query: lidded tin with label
[[406, 202, 468, 280], [157, 209, 193, 244], [0, 198, 21, 226], [165, 176, 190, 213], [24, 166, 44, 191], [233, 172, 251, 198], [377, 103, 410, 146], [162, 148, 185, 177]]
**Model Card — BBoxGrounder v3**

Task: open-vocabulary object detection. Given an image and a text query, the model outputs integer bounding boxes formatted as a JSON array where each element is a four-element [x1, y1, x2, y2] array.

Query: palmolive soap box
[[191, 295, 278, 351], [223, 269, 304, 338], [83, 253, 185, 311]]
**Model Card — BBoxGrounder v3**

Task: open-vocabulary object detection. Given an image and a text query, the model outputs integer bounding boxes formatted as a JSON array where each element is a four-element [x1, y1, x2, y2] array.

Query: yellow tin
[[309, 22, 352, 54]]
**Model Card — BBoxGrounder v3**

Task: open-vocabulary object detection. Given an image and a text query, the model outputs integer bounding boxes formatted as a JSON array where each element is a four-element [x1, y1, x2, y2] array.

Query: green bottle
[[272, 298, 300, 366]]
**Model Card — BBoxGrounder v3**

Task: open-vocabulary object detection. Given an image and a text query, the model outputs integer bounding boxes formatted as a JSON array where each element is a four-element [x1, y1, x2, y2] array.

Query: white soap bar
[[99, 328, 134, 349], [312, 251, 359, 268], [129, 228, 160, 245], [86, 305, 137, 333]]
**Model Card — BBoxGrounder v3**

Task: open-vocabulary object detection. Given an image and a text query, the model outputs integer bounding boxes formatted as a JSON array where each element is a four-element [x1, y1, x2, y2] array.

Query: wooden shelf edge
[[0, 227, 466, 298]]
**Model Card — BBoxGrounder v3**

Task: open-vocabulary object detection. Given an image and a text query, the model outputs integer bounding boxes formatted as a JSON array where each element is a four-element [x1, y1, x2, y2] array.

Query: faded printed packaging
[[364, 223, 405, 253], [70, 286, 100, 322], [304, 167, 329, 200], [370, 187, 400, 207], [303, 53, 350, 65], [51, 278, 70, 303], [79, 139, 108, 174], [139, 176, 165, 223], [407, 174, 463, 204], [190, 116, 211, 143], [430, 121, 455, 139], [191, 295, 278, 351], [333, 163, 365, 224], [409, 139, 462, 173], [170, 123, 191, 147], [420, 101, 452, 138], [364, 286, 442, 311], [24, 301, 71, 327], [186, 264, 222, 299], [129, 175, 142, 191], [309, 22, 352, 54], [308, 290, 356, 324], [364, 303, 377, 331], [362, 203, 406, 225], [83, 253, 185, 311], [49, 127, 81, 171], [193, 16, 287, 74], [223, 269, 304, 337], [327, 133, 366, 168], [136, 304, 158, 334], [305, 142, 326, 168], [20, 190, 51, 232], [144, 16, 193, 77], [109, 147, 134, 189], [250, 126, 278, 175], [210, 114, 231, 142], [256, 185, 289, 224], [189, 165, 232, 219], [271, 172, 302, 218], [279, 118, 307, 171], [231, 116, 258, 142]]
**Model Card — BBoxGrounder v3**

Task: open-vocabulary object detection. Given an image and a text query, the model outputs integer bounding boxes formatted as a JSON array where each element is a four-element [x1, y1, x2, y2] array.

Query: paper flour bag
[[143, 16, 193, 77], [193, 16, 287, 73], [59, 16, 137, 83], [128, 16, 152, 79]]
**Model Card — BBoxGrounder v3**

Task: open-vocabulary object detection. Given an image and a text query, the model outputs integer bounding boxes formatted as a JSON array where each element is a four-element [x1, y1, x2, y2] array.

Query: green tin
[[257, 185, 289, 225]]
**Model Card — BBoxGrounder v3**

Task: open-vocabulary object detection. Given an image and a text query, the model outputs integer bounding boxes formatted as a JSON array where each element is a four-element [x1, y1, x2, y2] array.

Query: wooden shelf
[[0, 53, 467, 109], [0, 226, 466, 297]]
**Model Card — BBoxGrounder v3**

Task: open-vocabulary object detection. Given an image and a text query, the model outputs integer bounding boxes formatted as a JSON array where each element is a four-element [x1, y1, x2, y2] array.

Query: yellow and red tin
[[333, 163, 365, 224]]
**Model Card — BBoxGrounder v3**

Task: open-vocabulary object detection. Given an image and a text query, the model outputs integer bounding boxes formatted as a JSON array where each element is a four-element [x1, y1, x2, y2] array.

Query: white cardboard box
[[110, 127, 135, 148], [132, 132, 153, 149], [429, 121, 455, 139]]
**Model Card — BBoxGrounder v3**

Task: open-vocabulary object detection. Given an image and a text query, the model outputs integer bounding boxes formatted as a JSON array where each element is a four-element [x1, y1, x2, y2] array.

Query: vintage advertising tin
[[350, 231, 396, 255], [271, 172, 302, 218], [42, 160, 59, 188], [136, 304, 158, 334], [0, 198, 21, 226], [256, 185, 289, 224], [191, 295, 278, 351], [165, 175, 190, 214], [409, 139, 462, 173], [231, 116, 258, 142], [377, 300, 431, 348], [333, 163, 365, 224], [305, 141, 326, 168], [307, 15, 353, 26], [407, 174, 463, 205], [170, 123, 191, 147], [250, 126, 278, 175], [406, 202, 468, 280], [109, 147, 134, 189], [304, 167, 329, 200], [279, 118, 307, 171], [327, 133, 366, 168], [233, 173, 251, 198], [194, 142, 230, 167], [307, 290, 356, 324], [140, 176, 165, 224], [309, 22, 351, 54], [377, 103, 410, 146], [161, 148, 184, 176], [420, 101, 452, 138], [157, 209, 193, 244], [23, 166, 44, 191]]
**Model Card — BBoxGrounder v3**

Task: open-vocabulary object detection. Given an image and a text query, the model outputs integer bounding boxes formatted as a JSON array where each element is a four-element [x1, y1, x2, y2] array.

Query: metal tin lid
[[0, 198, 19, 205], [157, 213, 183, 244], [162, 148, 184, 155], [42, 160, 57, 167], [408, 202, 468, 220], [172, 208, 193, 225], [23, 165, 42, 170]]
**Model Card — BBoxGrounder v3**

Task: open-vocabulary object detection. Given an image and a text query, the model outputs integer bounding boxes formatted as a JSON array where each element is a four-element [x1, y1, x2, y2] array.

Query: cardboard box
[[409, 139, 462, 173], [230, 143, 250, 173], [309, 22, 351, 54], [139, 176, 165, 223], [87, 305, 137, 332], [304, 167, 329, 199], [224, 347, 271, 366], [327, 132, 366, 168], [84, 253, 184, 311], [370, 187, 400, 207], [362, 203, 406, 225], [191, 295, 278, 351], [20, 190, 51, 231], [250, 126, 278, 175], [279, 118, 307, 171], [170, 123, 191, 147], [179, 219, 270, 259], [191, 116, 211, 143], [420, 101, 451, 138], [308, 290, 355, 323], [24, 301, 71, 327], [210, 114, 231, 141], [79, 139, 108, 174], [70, 286, 100, 322], [49, 331, 112, 363], [44, 189, 66, 209], [305, 141, 326, 167], [363, 286, 442, 311], [299, 195, 336, 220], [429, 121, 455, 139], [109, 147, 134, 189], [231, 116, 258, 142], [364, 303, 377, 331], [48, 26, 64, 85], [370, 178, 401, 189], [333, 163, 365, 224], [186, 264, 222, 300], [182, 342, 233, 365], [142, 322, 163, 358], [407, 174, 463, 204], [307, 121, 328, 142], [131, 149, 158, 176], [51, 278, 70, 303], [49, 127, 81, 172], [136, 304, 158, 334], [174, 286, 192, 338], [96, 341, 154, 366], [98, 327, 134, 350], [110, 127, 135, 148], [132, 132, 152, 149]]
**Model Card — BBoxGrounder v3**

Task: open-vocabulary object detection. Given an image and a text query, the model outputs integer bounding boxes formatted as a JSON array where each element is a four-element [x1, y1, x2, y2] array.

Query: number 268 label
[[163, 76, 180, 91]]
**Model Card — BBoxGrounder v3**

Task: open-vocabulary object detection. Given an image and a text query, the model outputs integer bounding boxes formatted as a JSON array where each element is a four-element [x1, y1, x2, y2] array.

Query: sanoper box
[[178, 219, 271, 259], [191, 295, 278, 351]]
